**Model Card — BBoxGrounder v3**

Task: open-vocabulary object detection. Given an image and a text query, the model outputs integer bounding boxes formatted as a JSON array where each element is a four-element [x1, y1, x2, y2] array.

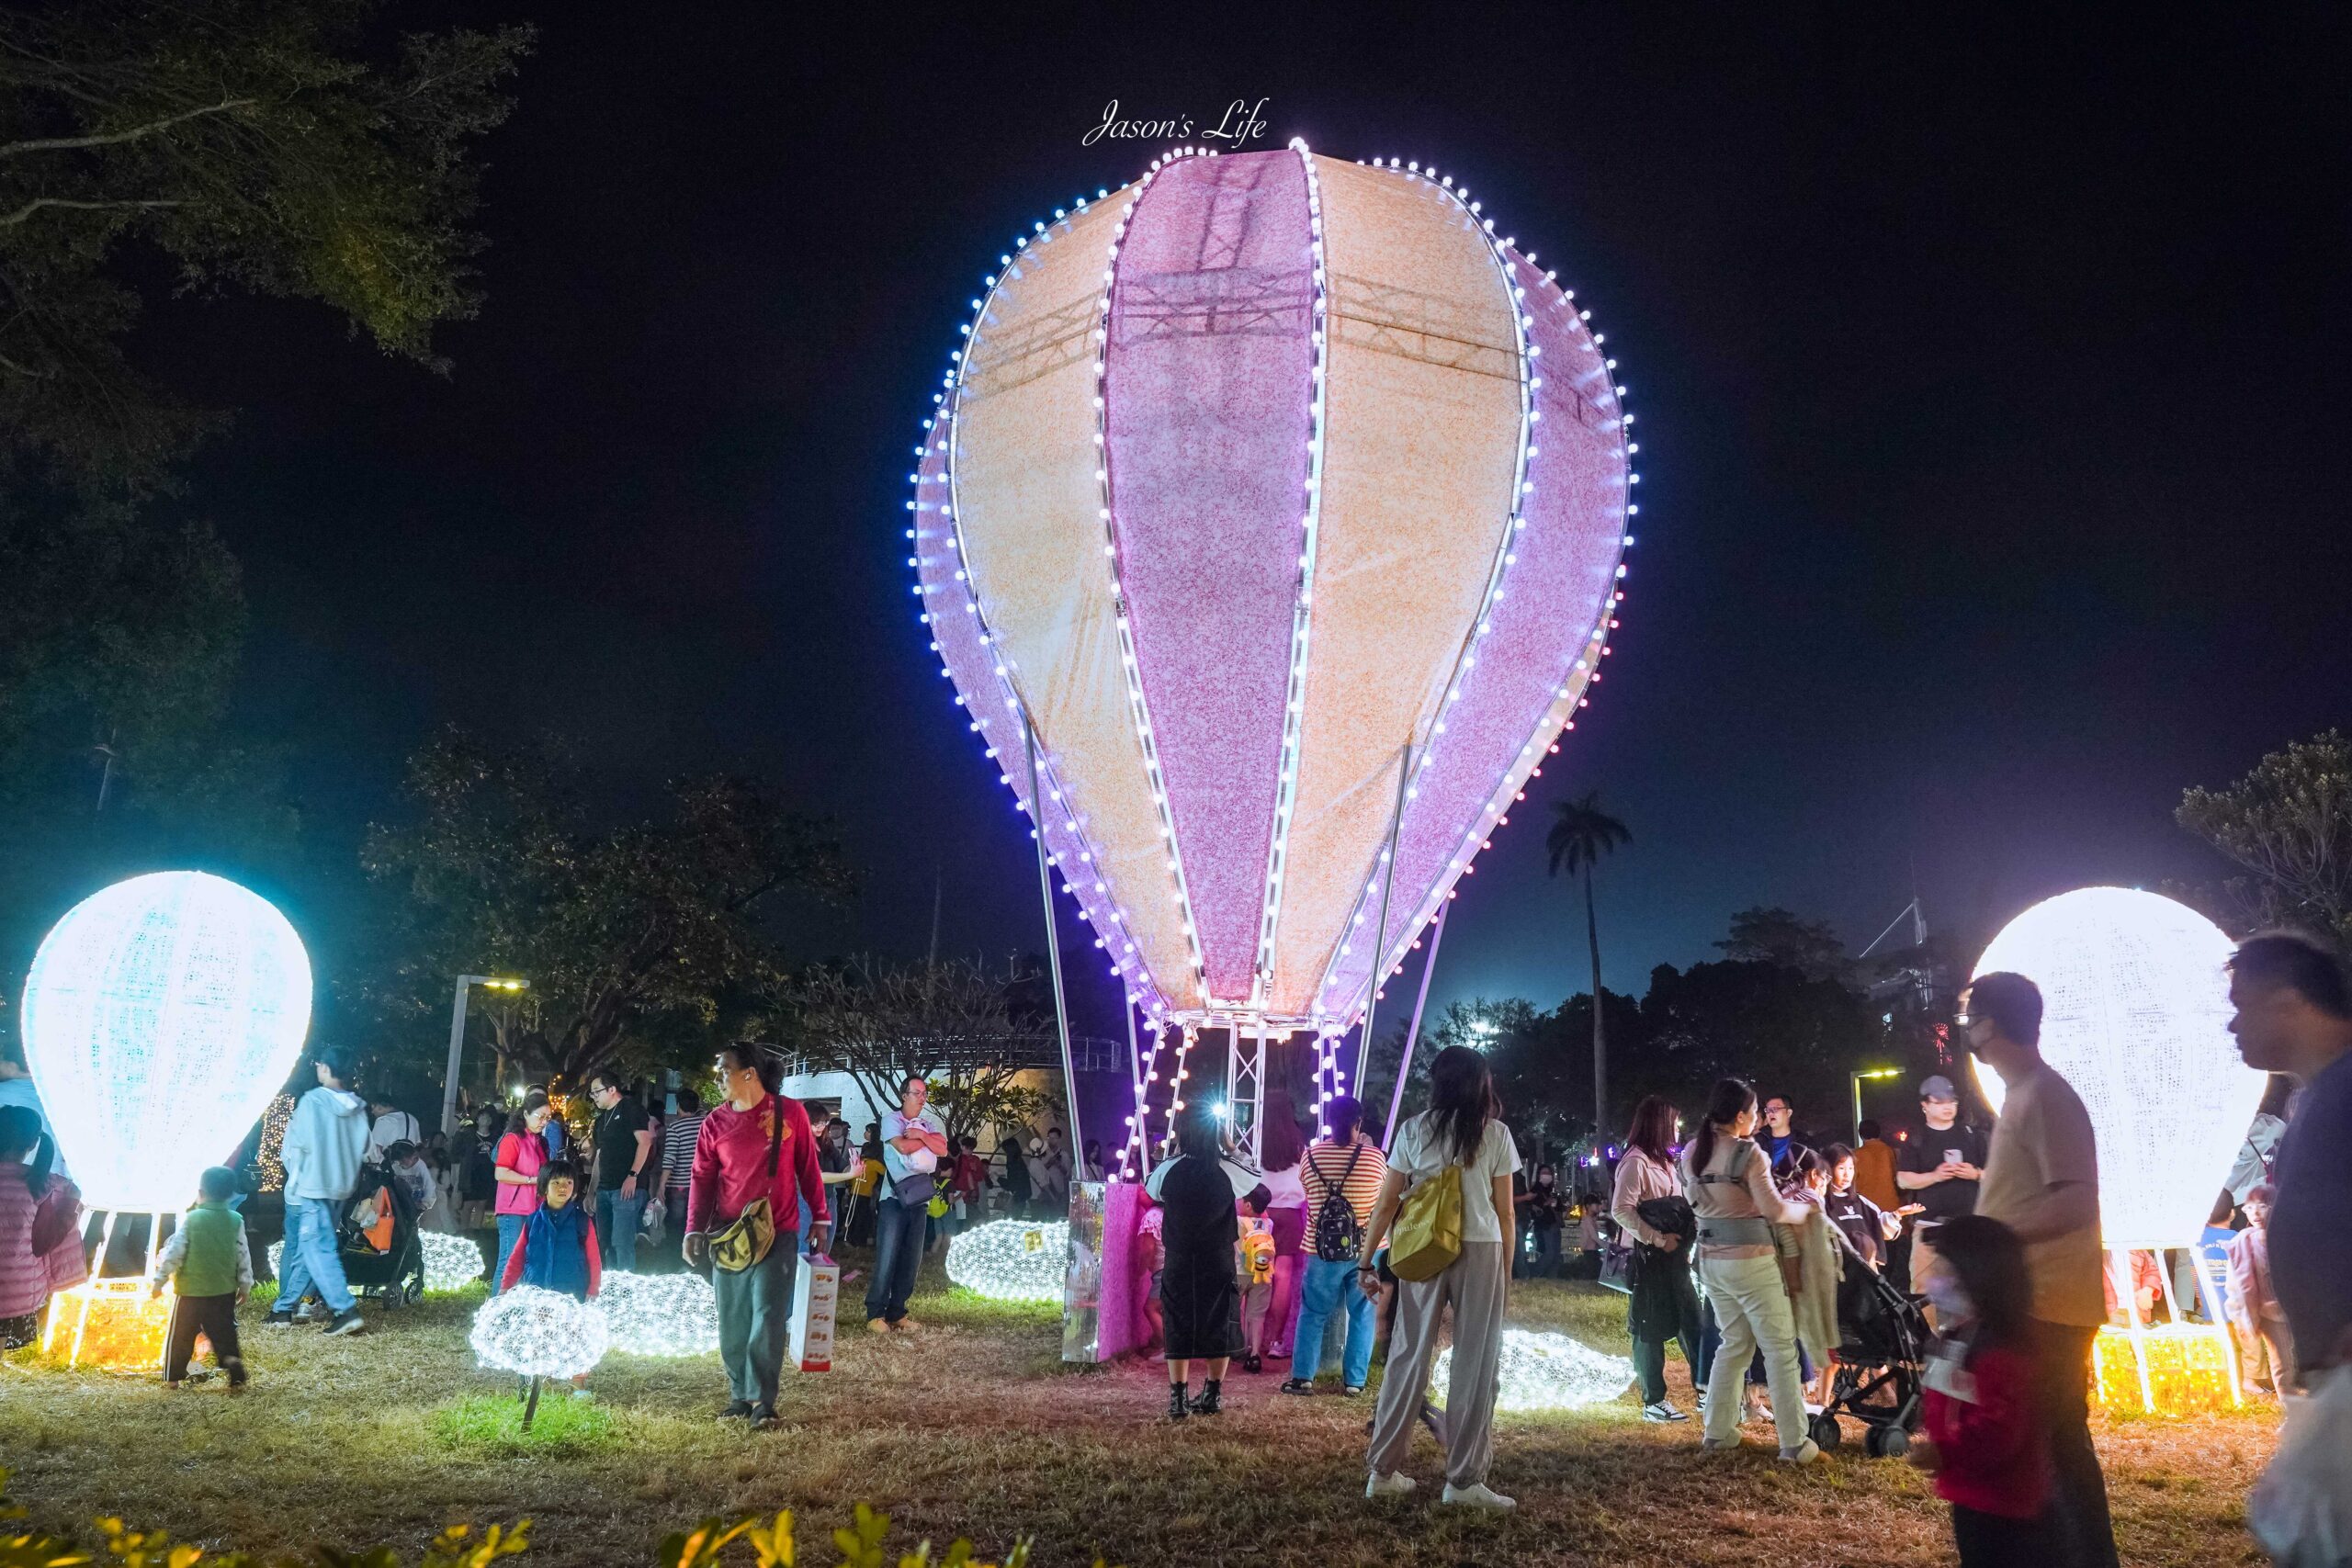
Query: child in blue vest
[[150, 1166, 253, 1390], [496, 1157, 604, 1394]]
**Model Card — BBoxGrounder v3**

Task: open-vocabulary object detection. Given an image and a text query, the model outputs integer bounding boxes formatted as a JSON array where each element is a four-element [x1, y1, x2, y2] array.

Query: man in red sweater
[[684, 1043, 830, 1429]]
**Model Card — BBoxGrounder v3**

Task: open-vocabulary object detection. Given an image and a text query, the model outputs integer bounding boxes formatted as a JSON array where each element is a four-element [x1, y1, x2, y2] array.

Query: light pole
[[442, 974, 528, 1134], [1849, 1066, 1902, 1142]]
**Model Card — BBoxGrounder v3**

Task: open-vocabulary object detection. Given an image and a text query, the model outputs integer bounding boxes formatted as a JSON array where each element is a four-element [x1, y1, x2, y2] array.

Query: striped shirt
[[1301, 1135, 1386, 1227], [662, 1111, 707, 1189]]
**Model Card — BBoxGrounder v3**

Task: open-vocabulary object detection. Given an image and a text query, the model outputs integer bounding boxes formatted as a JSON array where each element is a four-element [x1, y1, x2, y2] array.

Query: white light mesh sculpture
[[594, 1269, 719, 1356], [945, 1218, 1068, 1303], [271, 1231, 485, 1294], [1971, 887, 2266, 1246], [1434, 1327, 1634, 1412], [22, 872, 311, 1213], [469, 1285, 608, 1380], [422, 1232, 487, 1292]]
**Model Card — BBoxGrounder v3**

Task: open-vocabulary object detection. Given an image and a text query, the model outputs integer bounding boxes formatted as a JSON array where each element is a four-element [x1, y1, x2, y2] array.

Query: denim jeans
[[494, 1213, 526, 1292], [865, 1196, 923, 1325], [713, 1230, 798, 1410], [277, 1196, 354, 1314], [596, 1189, 642, 1271], [1289, 1255, 1374, 1387]]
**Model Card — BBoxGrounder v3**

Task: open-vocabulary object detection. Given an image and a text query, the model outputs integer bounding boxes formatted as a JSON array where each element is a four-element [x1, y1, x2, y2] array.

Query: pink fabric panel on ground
[[1315, 244, 1628, 1015], [1106, 150, 1313, 1005]]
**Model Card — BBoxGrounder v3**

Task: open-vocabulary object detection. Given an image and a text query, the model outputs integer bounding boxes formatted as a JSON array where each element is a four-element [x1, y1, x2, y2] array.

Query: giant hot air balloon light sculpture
[[909, 143, 1638, 1176]]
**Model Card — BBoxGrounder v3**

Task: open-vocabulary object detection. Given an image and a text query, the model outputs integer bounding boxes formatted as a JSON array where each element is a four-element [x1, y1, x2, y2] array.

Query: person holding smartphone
[[1898, 1074, 1990, 1314]]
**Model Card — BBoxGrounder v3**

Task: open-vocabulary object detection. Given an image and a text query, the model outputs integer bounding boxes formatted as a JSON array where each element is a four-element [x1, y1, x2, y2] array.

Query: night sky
[[142, 7, 2349, 1025]]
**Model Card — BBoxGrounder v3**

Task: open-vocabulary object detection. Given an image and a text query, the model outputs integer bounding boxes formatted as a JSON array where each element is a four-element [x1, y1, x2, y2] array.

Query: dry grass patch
[[0, 1258, 2279, 1567]]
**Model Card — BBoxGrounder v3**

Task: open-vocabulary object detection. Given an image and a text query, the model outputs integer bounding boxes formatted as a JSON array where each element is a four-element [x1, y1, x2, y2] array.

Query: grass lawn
[[2, 1247, 2280, 1567]]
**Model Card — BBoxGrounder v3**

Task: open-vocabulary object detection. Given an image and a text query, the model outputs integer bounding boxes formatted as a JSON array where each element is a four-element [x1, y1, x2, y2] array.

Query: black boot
[[1168, 1382, 1189, 1421], [1189, 1378, 1224, 1416]]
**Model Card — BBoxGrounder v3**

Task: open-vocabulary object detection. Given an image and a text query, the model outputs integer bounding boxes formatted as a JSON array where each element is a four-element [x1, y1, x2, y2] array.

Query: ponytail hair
[[1689, 1077, 1757, 1177], [0, 1106, 51, 1195]]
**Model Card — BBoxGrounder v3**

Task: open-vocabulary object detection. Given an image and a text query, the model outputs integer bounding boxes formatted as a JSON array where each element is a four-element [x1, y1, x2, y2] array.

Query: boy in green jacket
[[150, 1166, 254, 1389]]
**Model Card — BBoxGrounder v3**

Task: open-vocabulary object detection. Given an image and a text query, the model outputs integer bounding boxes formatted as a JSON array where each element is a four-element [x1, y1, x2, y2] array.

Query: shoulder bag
[[1388, 1126, 1466, 1281], [709, 1099, 785, 1273]]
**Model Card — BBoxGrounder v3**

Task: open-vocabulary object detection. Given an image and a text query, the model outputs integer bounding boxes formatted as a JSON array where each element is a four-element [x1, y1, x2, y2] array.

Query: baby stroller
[[1809, 1225, 1928, 1458], [334, 1160, 426, 1307]]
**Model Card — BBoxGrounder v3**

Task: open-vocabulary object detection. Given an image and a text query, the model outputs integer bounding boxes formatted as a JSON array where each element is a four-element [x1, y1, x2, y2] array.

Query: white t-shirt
[[366, 1110, 422, 1162], [1389, 1114, 1522, 1244], [1261, 1161, 1306, 1210]]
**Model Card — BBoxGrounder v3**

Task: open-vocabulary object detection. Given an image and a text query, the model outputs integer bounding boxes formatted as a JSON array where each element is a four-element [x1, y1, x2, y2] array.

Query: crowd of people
[[1, 928, 2348, 1561]]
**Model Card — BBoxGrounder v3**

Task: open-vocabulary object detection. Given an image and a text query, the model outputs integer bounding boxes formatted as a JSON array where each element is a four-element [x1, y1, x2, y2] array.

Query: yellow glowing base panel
[[2092, 1323, 2238, 1416], [41, 1280, 174, 1371]]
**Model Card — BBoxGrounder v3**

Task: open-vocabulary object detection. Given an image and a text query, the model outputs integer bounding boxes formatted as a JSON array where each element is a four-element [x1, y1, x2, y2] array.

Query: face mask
[[1925, 1272, 1974, 1327]]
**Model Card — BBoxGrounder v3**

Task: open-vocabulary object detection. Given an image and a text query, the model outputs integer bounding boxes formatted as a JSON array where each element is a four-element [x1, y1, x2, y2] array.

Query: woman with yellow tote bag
[[1359, 1046, 1521, 1511]]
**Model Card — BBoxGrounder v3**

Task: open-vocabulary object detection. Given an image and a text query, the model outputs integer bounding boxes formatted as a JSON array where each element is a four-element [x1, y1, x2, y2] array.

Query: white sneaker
[[1440, 1483, 1516, 1512], [1364, 1472, 1417, 1498], [1642, 1399, 1690, 1423], [1779, 1438, 1824, 1465], [1700, 1434, 1747, 1452]]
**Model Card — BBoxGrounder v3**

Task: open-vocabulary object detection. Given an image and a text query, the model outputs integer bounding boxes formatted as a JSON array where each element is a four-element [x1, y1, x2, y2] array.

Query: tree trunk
[[1586, 865, 1606, 1139]]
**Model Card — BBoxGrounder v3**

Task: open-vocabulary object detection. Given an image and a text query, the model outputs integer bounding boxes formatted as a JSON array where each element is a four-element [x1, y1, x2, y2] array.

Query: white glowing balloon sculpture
[[1971, 887, 2265, 1247], [470, 1285, 608, 1381], [22, 872, 311, 1214], [269, 1231, 485, 1294], [594, 1269, 719, 1356], [1433, 1327, 1634, 1412], [945, 1218, 1068, 1303]]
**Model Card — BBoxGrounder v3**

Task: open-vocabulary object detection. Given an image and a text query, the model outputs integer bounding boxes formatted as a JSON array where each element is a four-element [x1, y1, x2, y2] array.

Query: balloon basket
[[2092, 1244, 2242, 1416], [42, 1279, 173, 1372]]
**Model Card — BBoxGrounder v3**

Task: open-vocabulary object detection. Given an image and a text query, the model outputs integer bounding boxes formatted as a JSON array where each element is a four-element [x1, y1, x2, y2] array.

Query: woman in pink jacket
[[0, 1105, 85, 1348]]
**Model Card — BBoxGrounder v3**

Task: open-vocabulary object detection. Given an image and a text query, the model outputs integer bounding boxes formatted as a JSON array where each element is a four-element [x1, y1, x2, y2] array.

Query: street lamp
[[1850, 1066, 1903, 1142], [442, 974, 528, 1134]]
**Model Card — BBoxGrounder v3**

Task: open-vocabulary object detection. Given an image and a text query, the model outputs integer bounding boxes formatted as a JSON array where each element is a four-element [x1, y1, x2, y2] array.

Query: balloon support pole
[[520, 1374, 543, 1431]]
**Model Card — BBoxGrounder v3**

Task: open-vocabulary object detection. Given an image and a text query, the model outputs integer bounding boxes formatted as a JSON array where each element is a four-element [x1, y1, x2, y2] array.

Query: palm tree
[[1546, 791, 1632, 1138]]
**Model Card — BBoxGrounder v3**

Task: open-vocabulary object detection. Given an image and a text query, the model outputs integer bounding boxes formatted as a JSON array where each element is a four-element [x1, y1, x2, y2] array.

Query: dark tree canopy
[[0, 0, 532, 492], [2178, 730, 2352, 953], [1715, 905, 1852, 985], [359, 730, 856, 1089]]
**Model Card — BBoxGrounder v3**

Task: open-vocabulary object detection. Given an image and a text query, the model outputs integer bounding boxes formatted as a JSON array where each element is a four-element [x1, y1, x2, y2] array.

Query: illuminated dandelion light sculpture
[[908, 143, 1638, 1172], [594, 1269, 719, 1357], [470, 1284, 608, 1428], [946, 1219, 1069, 1303], [24, 871, 311, 1369], [1970, 886, 2266, 1415], [1433, 1327, 1634, 1412]]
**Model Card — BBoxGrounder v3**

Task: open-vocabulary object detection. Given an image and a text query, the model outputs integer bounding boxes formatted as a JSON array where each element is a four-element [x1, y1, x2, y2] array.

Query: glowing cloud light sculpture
[[945, 1219, 1069, 1303], [594, 1269, 719, 1356], [1433, 1327, 1633, 1412], [22, 871, 312, 1213], [469, 1285, 608, 1382]]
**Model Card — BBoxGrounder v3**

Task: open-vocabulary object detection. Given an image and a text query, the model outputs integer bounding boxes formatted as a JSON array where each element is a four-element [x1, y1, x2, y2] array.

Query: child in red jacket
[[1909, 1213, 2054, 1565]]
